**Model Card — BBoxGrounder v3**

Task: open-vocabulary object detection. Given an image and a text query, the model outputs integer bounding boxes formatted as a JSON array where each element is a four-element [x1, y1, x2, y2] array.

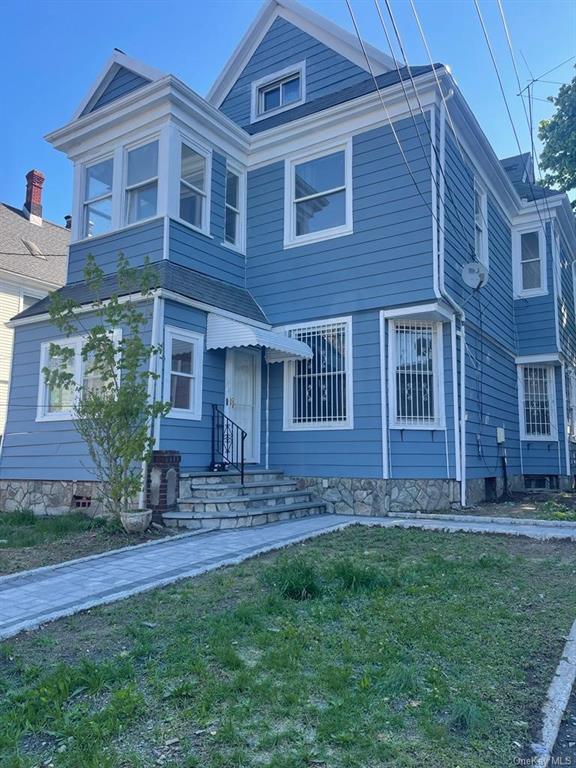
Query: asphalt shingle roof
[[0, 204, 69, 286], [13, 261, 268, 325]]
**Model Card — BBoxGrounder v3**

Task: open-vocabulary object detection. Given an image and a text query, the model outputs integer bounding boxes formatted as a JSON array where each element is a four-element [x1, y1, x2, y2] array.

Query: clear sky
[[1, 0, 574, 225]]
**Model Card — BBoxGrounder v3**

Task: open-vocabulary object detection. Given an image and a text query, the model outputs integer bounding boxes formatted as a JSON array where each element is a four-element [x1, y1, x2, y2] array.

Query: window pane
[[84, 197, 112, 237], [171, 374, 191, 409], [282, 77, 301, 104], [85, 159, 113, 200], [226, 171, 239, 208], [22, 295, 39, 310], [225, 206, 238, 244], [522, 260, 541, 290], [296, 189, 346, 236], [126, 182, 157, 224], [171, 339, 193, 375], [295, 152, 345, 199], [127, 141, 158, 187], [521, 231, 540, 263], [181, 145, 205, 191], [47, 349, 75, 413], [263, 86, 280, 112], [179, 183, 203, 228]]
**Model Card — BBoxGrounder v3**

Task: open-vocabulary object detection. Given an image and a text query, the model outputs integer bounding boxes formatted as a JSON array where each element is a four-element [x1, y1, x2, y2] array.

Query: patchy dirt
[[434, 491, 576, 521], [552, 686, 576, 764], [0, 526, 173, 576]]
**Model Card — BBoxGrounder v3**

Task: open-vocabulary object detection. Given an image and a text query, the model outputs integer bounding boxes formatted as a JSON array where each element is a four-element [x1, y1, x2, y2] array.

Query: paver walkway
[[2, 513, 576, 641]]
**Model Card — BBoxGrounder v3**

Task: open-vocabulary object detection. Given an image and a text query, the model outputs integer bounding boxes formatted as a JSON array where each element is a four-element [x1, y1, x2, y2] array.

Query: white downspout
[[437, 93, 467, 507]]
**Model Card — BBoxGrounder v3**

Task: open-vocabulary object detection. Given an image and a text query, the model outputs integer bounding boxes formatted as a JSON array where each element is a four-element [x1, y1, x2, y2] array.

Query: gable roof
[[13, 261, 268, 325], [0, 204, 68, 288], [72, 50, 166, 120], [207, 0, 398, 108]]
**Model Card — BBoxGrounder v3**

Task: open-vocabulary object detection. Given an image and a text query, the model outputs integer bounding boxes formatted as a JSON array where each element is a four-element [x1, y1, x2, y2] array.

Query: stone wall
[[0, 479, 104, 516]]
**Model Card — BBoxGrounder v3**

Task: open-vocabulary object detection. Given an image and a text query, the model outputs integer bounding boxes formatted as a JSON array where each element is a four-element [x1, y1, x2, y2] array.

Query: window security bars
[[523, 366, 553, 437], [394, 322, 436, 425], [288, 321, 348, 425]]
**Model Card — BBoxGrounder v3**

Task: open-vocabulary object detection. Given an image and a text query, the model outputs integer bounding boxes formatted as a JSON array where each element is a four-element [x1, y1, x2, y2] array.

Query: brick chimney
[[23, 169, 45, 226]]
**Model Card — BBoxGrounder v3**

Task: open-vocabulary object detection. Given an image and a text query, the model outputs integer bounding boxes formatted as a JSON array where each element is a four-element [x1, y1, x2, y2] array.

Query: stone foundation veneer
[[0, 479, 104, 516]]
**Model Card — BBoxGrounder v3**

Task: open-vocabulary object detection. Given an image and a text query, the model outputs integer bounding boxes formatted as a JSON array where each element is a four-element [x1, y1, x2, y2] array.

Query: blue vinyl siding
[[219, 17, 369, 126], [520, 366, 564, 476], [247, 115, 435, 325], [159, 300, 225, 471], [267, 311, 381, 477], [559, 235, 576, 363], [67, 218, 164, 283], [85, 67, 151, 114], [168, 152, 244, 287], [0, 304, 153, 481], [515, 223, 557, 356], [388, 323, 455, 480]]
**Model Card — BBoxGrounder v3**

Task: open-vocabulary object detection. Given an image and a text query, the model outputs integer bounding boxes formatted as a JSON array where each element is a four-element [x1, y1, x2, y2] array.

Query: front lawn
[[0, 510, 169, 575], [1, 526, 575, 767]]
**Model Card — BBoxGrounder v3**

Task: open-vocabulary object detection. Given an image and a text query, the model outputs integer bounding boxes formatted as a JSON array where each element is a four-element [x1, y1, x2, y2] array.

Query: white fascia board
[[0, 270, 61, 294], [72, 50, 167, 121], [207, 0, 397, 108], [516, 353, 561, 365], [381, 302, 454, 322]]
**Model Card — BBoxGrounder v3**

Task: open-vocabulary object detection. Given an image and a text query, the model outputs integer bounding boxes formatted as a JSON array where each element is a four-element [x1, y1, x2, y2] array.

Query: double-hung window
[[252, 64, 305, 120], [566, 368, 576, 441], [179, 143, 207, 231], [125, 140, 159, 225], [83, 158, 113, 238], [163, 327, 204, 420], [514, 228, 547, 297], [224, 168, 241, 248], [390, 321, 444, 428], [286, 143, 352, 247], [474, 182, 488, 266], [519, 364, 557, 440], [283, 317, 353, 430]]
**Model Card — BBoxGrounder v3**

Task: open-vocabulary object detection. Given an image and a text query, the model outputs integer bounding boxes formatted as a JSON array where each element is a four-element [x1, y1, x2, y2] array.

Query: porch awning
[[206, 314, 312, 363]]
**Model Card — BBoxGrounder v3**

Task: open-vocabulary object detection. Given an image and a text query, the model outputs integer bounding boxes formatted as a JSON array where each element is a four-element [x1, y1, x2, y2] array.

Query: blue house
[[1, 0, 576, 523]]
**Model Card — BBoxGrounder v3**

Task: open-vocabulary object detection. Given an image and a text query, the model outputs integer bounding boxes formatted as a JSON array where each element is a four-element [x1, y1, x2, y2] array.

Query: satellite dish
[[462, 261, 489, 289]]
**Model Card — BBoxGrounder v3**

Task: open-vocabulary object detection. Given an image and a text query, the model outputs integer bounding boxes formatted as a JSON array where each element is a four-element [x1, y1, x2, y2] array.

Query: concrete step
[[164, 501, 328, 531], [178, 490, 312, 514], [185, 479, 300, 499]]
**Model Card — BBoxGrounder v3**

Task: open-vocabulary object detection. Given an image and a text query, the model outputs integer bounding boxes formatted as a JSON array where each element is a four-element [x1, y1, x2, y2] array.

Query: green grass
[[1, 526, 575, 767], [0, 510, 108, 549]]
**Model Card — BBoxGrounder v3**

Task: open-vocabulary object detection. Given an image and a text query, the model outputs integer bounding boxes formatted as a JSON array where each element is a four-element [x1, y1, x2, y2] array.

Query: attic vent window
[[21, 239, 45, 258], [251, 63, 305, 122]]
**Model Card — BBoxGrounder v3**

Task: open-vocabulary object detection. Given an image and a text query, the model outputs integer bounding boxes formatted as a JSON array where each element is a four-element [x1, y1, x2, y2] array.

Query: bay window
[[224, 167, 243, 248], [125, 140, 159, 225], [163, 327, 204, 420], [179, 143, 207, 231], [390, 321, 443, 428], [284, 317, 353, 429]]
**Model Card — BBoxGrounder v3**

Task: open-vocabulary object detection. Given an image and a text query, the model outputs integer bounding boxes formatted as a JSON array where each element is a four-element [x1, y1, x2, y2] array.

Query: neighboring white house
[[0, 170, 69, 435]]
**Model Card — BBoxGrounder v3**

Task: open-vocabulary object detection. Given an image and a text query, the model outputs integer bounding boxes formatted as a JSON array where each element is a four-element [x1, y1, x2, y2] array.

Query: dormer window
[[251, 63, 305, 121], [125, 140, 158, 225]]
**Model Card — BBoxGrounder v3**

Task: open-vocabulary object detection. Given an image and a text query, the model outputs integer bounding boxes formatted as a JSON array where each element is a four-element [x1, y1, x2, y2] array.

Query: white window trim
[[123, 135, 161, 227], [250, 62, 306, 123], [512, 226, 547, 299], [175, 135, 212, 238], [82, 155, 114, 239], [567, 367, 576, 443], [36, 331, 122, 422], [517, 363, 558, 441], [222, 161, 246, 254], [163, 326, 204, 421], [282, 315, 354, 431], [388, 319, 445, 430], [283, 139, 353, 249], [474, 179, 489, 268]]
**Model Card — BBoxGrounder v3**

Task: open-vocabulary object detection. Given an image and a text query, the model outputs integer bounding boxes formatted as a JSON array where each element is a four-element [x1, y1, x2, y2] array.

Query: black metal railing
[[210, 404, 247, 485]]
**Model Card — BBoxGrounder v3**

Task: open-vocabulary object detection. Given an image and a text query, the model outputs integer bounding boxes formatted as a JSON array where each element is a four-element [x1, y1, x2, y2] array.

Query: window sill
[[520, 434, 559, 442], [284, 226, 353, 250], [283, 421, 354, 432], [173, 218, 214, 240], [514, 289, 549, 300], [390, 423, 446, 431], [36, 412, 75, 423], [220, 240, 246, 255], [164, 409, 202, 421], [251, 98, 305, 124]]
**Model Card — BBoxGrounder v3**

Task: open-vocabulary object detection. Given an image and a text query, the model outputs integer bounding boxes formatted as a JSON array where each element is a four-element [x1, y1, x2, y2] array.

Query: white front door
[[225, 348, 261, 463]]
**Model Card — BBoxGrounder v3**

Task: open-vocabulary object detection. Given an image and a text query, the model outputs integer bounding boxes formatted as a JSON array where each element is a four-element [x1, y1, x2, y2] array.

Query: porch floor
[[2, 514, 576, 641]]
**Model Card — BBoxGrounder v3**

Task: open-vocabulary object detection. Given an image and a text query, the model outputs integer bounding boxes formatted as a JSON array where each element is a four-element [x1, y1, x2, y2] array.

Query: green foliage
[[46, 254, 171, 518], [263, 555, 322, 600], [0, 510, 105, 548], [448, 699, 486, 734], [538, 69, 576, 207], [329, 557, 388, 592]]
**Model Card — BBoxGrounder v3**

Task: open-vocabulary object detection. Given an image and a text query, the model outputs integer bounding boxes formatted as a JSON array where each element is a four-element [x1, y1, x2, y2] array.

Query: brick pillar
[[147, 450, 181, 524]]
